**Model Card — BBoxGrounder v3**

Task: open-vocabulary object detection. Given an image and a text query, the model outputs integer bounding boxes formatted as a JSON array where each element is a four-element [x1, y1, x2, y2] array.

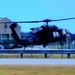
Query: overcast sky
[[0, 0, 75, 33]]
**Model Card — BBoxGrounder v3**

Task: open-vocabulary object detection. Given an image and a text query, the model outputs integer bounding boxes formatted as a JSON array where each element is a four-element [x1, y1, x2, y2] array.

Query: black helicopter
[[9, 18, 73, 49]]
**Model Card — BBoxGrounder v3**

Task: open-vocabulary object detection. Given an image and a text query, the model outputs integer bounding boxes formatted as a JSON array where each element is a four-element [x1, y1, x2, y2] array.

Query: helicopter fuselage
[[10, 23, 72, 48]]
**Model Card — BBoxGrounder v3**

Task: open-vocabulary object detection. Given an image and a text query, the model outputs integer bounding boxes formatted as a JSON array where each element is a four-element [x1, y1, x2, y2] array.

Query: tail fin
[[10, 23, 20, 41], [10, 23, 29, 47]]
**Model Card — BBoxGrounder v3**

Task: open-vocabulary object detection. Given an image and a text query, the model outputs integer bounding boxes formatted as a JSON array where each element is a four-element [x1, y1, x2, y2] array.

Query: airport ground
[[0, 45, 75, 75], [0, 65, 75, 75], [0, 45, 75, 58]]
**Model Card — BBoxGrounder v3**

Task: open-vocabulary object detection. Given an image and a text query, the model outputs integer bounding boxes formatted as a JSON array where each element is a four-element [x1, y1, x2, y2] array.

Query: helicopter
[[9, 18, 74, 49]]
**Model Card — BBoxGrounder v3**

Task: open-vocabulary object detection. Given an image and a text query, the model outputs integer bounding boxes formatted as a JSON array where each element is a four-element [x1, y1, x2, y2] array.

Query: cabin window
[[62, 29, 66, 35], [53, 32, 60, 38]]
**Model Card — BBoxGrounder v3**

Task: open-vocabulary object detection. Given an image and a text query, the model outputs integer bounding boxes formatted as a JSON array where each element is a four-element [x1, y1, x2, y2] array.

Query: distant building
[[0, 17, 21, 42]]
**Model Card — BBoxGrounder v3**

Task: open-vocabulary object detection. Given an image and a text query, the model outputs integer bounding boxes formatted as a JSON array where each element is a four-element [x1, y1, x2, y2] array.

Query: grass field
[[0, 65, 75, 75]]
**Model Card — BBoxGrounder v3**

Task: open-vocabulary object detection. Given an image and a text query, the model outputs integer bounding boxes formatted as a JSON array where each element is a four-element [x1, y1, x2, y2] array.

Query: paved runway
[[0, 59, 75, 65]]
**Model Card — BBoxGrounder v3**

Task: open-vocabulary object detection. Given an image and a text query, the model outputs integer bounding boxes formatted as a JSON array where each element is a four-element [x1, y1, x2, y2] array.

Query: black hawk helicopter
[[9, 17, 74, 49]]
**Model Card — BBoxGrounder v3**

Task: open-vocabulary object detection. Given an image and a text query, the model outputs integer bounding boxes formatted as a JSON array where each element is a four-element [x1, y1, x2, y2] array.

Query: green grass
[[0, 65, 75, 75]]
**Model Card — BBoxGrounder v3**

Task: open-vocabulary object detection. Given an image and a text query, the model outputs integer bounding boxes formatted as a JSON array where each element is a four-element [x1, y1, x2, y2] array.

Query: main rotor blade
[[50, 17, 75, 22], [0, 17, 75, 23], [0, 21, 43, 23]]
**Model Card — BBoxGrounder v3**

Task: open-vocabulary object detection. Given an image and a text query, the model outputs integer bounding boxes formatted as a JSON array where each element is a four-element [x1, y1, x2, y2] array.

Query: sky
[[0, 0, 75, 33]]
